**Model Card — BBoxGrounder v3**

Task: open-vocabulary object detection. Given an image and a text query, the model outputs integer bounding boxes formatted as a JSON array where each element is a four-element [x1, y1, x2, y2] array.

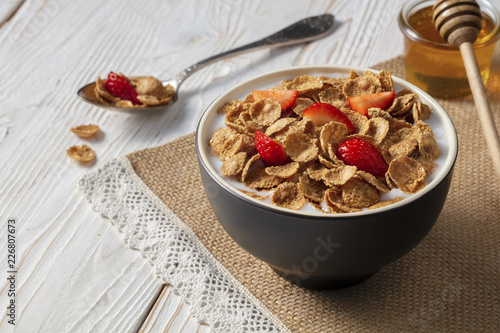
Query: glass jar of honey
[[398, 0, 500, 99]]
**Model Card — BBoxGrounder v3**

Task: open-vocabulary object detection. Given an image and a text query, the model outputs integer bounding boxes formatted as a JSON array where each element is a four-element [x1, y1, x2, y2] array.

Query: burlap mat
[[127, 53, 500, 332]]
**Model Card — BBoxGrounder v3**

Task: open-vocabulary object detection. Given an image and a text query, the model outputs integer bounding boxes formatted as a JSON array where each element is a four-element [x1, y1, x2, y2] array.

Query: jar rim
[[398, 0, 500, 49]]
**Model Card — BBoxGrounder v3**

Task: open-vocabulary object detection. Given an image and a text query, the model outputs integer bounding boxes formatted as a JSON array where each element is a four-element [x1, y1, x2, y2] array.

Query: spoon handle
[[172, 14, 335, 86], [459, 42, 500, 178]]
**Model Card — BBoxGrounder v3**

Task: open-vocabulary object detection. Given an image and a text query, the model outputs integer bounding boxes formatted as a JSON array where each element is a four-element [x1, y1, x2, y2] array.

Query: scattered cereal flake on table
[[67, 145, 95, 162], [70, 124, 100, 138], [221, 152, 247, 176], [387, 156, 427, 193], [342, 178, 380, 208], [249, 98, 281, 126], [265, 162, 300, 179], [283, 132, 318, 163], [271, 182, 306, 210]]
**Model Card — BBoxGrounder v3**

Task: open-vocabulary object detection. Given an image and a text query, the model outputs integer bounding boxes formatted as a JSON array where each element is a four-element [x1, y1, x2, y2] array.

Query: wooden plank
[[0, 0, 25, 26], [139, 284, 210, 333]]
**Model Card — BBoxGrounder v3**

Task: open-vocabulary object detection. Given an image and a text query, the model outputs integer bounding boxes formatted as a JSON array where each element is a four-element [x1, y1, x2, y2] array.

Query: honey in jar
[[399, 0, 500, 99]]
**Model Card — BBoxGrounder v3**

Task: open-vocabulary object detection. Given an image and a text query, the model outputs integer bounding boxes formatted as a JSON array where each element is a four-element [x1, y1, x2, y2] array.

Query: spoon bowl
[[77, 78, 180, 114], [77, 14, 336, 114]]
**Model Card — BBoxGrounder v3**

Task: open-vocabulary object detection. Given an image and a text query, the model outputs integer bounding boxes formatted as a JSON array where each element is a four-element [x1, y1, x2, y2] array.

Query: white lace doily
[[78, 156, 290, 333]]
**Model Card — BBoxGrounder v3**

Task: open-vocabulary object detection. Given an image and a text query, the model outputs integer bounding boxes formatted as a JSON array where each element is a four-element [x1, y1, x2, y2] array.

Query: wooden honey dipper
[[433, 0, 500, 179]]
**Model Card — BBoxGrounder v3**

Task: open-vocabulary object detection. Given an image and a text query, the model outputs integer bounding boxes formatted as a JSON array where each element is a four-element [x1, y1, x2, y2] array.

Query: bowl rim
[[196, 64, 458, 219]]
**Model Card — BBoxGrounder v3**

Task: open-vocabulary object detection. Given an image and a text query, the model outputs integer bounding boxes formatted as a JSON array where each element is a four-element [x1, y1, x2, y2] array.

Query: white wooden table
[[1, 0, 497, 331]]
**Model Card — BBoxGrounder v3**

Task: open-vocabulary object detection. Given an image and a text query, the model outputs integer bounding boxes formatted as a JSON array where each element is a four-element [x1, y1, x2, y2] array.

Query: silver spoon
[[77, 14, 335, 114]]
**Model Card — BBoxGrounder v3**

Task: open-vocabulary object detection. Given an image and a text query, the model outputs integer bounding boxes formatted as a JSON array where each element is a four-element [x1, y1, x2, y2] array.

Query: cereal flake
[[271, 182, 306, 210], [67, 145, 95, 162], [70, 124, 99, 138]]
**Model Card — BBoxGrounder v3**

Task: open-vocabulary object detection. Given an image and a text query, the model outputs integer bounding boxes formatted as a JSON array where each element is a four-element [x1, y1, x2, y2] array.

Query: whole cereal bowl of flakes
[[195, 65, 458, 289]]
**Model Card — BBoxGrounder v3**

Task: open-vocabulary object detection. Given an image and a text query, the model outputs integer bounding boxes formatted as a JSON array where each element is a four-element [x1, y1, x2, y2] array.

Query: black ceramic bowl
[[196, 65, 458, 289]]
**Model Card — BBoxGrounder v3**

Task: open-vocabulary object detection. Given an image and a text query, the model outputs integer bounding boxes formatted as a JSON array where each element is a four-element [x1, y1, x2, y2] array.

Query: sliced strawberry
[[254, 130, 288, 167], [302, 102, 355, 133], [336, 138, 388, 177], [105, 71, 142, 105], [347, 91, 395, 117], [252, 89, 299, 111]]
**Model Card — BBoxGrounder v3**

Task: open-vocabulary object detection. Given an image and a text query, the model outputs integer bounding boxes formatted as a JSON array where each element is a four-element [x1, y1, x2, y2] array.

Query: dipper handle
[[433, 0, 500, 179]]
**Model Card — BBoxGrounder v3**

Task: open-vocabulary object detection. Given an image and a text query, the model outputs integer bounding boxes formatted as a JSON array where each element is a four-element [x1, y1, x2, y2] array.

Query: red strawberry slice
[[347, 91, 395, 117], [302, 102, 355, 133], [252, 90, 299, 111], [254, 130, 288, 167], [105, 72, 142, 105], [336, 138, 388, 177]]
